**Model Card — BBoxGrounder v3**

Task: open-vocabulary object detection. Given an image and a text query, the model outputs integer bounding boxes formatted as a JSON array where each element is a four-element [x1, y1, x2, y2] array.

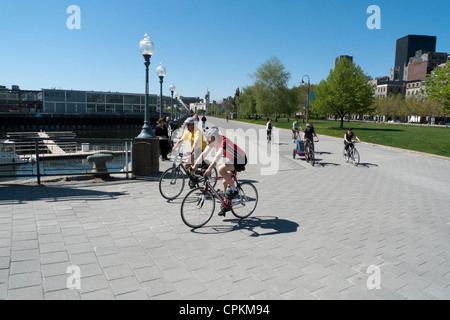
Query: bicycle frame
[[305, 139, 314, 151], [199, 172, 238, 209]]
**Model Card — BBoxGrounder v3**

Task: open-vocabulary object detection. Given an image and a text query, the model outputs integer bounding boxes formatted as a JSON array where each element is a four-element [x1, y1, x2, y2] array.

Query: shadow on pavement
[[358, 162, 379, 168], [317, 162, 341, 167], [315, 151, 332, 155], [191, 215, 299, 237], [0, 184, 128, 205]]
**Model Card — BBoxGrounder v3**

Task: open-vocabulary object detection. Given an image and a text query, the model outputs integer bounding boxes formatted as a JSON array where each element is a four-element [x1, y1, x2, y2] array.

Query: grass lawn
[[222, 116, 450, 158]]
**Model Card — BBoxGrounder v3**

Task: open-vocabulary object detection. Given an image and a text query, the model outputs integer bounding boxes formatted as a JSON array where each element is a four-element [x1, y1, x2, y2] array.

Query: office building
[[335, 55, 353, 65], [369, 77, 405, 98], [393, 35, 436, 81], [404, 50, 448, 81]]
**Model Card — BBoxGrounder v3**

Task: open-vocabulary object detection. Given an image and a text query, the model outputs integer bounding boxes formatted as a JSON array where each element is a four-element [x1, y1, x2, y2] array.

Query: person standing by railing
[[155, 118, 169, 161]]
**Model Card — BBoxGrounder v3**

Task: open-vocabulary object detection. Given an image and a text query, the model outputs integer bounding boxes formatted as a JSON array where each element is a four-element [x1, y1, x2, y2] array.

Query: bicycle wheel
[[352, 149, 360, 166], [231, 182, 258, 219], [343, 148, 349, 162], [204, 166, 218, 188], [310, 146, 315, 167], [181, 187, 215, 228], [159, 166, 185, 200]]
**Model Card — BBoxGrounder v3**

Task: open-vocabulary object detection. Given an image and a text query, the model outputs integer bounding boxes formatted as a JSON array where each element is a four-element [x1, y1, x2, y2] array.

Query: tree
[[426, 61, 450, 114], [251, 56, 291, 120], [233, 87, 240, 118], [406, 95, 445, 123], [237, 86, 257, 118], [373, 94, 406, 120], [313, 57, 374, 128]]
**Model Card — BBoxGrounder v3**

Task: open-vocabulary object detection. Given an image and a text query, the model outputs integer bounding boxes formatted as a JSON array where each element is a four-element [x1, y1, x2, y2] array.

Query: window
[[96, 105, 106, 113], [106, 104, 115, 113], [124, 105, 132, 114], [106, 94, 123, 104], [115, 105, 124, 113], [87, 93, 105, 103], [87, 104, 96, 113], [124, 95, 141, 104], [66, 91, 86, 102]]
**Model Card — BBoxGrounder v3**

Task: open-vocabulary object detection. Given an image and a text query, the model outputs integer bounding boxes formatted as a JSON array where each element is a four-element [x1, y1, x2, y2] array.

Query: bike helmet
[[203, 126, 220, 140], [306, 123, 312, 127], [184, 117, 197, 125]]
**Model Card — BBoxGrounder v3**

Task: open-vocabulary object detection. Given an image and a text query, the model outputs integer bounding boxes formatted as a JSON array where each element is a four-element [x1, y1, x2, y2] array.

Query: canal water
[[1, 129, 139, 182]]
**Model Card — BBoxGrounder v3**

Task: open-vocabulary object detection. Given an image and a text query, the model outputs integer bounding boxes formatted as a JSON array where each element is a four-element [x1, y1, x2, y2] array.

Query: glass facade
[[1, 87, 202, 115], [42, 89, 168, 115]]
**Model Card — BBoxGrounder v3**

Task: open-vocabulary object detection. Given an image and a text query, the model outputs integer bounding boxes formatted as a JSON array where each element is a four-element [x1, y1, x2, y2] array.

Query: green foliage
[[237, 86, 258, 118], [426, 61, 450, 114], [371, 95, 446, 121], [251, 56, 291, 117], [313, 57, 374, 128]]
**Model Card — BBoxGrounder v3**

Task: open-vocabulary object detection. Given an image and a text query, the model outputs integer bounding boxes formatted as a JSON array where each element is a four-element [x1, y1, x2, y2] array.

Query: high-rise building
[[335, 55, 353, 65], [393, 35, 436, 81]]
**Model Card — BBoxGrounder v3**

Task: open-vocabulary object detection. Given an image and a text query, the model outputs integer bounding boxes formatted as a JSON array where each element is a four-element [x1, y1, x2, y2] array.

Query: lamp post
[[169, 83, 175, 120], [157, 62, 166, 119], [174, 91, 179, 119], [134, 33, 159, 177], [137, 34, 156, 139], [301, 75, 310, 123]]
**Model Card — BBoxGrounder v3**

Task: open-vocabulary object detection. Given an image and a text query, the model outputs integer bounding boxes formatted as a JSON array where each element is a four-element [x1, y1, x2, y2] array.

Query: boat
[[0, 140, 29, 166]]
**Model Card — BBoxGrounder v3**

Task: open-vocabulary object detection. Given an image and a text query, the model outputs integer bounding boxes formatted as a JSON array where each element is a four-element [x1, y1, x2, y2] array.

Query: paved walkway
[[0, 117, 449, 300]]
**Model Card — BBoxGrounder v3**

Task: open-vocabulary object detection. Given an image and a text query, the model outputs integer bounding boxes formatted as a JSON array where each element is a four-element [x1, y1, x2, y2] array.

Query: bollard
[[87, 151, 114, 178]]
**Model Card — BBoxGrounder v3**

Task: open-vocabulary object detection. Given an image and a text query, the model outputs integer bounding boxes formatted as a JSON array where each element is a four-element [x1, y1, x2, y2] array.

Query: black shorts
[[234, 155, 247, 172]]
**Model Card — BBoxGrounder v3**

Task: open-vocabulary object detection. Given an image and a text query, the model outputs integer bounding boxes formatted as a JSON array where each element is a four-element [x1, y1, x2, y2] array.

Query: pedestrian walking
[[201, 115, 207, 130]]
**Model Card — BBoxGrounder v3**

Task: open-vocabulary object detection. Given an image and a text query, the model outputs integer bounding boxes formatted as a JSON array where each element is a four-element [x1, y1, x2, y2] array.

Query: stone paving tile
[[0, 118, 449, 300]]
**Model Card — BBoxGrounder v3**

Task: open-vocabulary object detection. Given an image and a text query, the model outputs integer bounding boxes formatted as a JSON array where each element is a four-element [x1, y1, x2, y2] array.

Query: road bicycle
[[343, 141, 360, 166], [304, 138, 317, 167], [159, 150, 218, 200], [180, 168, 258, 229]]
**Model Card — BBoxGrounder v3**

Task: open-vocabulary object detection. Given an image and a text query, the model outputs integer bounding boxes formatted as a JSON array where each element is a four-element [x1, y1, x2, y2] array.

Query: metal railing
[[0, 136, 133, 184]]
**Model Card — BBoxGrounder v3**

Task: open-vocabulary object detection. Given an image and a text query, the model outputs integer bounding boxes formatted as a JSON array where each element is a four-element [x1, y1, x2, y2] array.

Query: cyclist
[[344, 128, 361, 155], [192, 126, 247, 216], [171, 117, 207, 169], [303, 123, 319, 159], [266, 119, 274, 142], [292, 118, 302, 140]]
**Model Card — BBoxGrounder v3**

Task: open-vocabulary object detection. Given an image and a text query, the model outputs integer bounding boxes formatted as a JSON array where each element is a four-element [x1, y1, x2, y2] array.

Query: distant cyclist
[[344, 128, 361, 154], [303, 122, 319, 150], [292, 119, 302, 140], [266, 119, 274, 142]]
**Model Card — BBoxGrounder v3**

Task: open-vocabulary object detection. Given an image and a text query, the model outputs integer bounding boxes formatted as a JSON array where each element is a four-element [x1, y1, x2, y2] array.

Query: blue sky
[[0, 0, 449, 101]]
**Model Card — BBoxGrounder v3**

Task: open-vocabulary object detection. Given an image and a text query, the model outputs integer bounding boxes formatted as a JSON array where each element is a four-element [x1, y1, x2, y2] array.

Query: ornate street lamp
[[169, 83, 175, 120], [137, 33, 156, 138], [301, 75, 311, 123], [157, 62, 166, 119]]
